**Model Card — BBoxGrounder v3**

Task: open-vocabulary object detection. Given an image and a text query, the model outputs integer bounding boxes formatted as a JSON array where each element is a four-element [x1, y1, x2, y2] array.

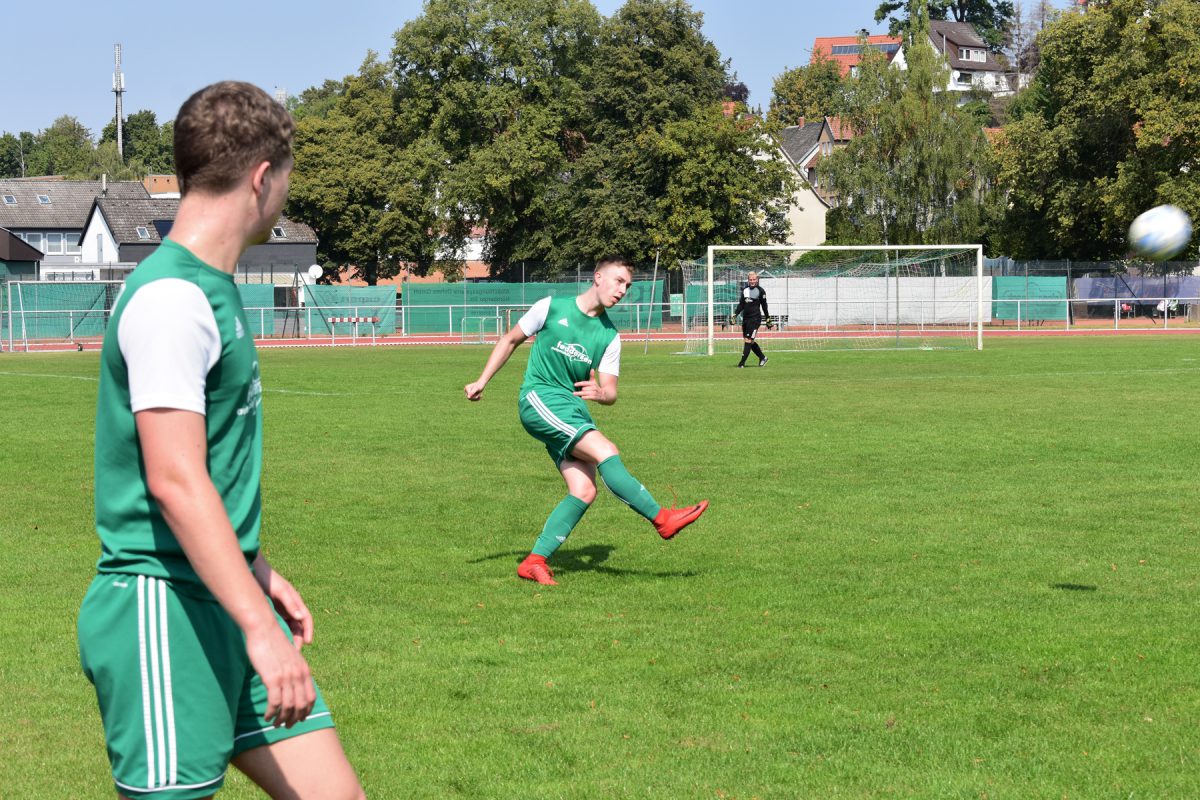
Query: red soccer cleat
[[517, 555, 558, 586], [653, 500, 709, 540]]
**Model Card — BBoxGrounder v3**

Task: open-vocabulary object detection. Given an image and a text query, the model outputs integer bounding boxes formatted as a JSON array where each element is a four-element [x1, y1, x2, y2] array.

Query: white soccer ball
[[1128, 204, 1193, 261]]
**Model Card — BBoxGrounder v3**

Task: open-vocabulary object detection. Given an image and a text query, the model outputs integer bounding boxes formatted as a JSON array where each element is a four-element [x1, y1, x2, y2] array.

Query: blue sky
[[2, 1, 1067, 137]]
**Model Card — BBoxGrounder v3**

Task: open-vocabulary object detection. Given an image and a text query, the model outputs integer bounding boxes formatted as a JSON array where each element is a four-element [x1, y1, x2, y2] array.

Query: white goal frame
[[701, 244, 985, 355]]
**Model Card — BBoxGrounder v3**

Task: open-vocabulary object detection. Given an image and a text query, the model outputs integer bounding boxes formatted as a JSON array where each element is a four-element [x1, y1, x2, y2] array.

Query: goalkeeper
[[730, 271, 771, 367], [464, 255, 709, 587]]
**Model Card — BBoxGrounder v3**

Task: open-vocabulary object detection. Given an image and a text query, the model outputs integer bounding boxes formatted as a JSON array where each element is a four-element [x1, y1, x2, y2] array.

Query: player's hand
[[573, 369, 605, 402], [244, 623, 316, 728], [255, 561, 313, 650], [464, 380, 486, 401], [728, 314, 737, 326], [764, 315, 774, 330]]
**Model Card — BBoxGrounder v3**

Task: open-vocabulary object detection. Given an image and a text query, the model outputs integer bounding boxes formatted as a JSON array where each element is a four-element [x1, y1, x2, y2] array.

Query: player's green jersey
[[94, 240, 263, 593], [520, 295, 620, 395]]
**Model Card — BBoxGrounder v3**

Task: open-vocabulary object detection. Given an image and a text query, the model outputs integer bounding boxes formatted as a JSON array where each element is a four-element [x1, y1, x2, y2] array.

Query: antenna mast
[[113, 44, 126, 160]]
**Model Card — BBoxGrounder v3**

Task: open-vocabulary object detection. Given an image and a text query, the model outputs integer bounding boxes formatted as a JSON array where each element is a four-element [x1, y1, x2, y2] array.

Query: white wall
[[80, 213, 121, 264]]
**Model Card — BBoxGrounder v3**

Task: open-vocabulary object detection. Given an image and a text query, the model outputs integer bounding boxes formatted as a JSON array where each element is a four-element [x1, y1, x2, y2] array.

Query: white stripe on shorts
[[525, 390, 578, 438], [159, 578, 178, 785], [137, 575, 155, 789]]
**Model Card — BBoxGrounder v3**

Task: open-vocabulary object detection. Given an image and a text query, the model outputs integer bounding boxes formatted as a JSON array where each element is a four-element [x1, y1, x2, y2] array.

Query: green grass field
[[3, 336, 1200, 798]]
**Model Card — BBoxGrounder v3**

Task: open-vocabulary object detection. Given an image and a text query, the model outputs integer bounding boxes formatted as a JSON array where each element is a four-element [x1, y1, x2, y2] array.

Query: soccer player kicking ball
[[77, 83, 364, 800], [464, 256, 709, 586]]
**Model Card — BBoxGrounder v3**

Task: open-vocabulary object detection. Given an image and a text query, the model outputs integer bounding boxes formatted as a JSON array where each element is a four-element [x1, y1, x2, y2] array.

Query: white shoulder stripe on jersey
[[525, 391, 578, 438]]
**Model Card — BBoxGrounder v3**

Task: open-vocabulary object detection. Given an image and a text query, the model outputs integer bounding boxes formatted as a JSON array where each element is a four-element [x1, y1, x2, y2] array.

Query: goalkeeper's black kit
[[734, 283, 770, 367]]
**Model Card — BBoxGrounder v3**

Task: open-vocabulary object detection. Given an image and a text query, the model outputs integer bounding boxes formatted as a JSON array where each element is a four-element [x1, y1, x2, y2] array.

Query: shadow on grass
[[1050, 583, 1098, 591], [468, 543, 698, 580]]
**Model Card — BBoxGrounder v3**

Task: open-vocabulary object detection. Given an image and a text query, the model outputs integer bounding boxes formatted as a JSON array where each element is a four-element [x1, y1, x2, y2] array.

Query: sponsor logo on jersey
[[557, 318, 570, 327], [235, 317, 246, 339], [552, 341, 591, 364], [237, 361, 263, 417]]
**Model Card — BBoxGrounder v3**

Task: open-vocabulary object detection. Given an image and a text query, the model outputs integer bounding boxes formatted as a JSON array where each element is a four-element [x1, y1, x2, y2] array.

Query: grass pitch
[[2, 336, 1200, 797]]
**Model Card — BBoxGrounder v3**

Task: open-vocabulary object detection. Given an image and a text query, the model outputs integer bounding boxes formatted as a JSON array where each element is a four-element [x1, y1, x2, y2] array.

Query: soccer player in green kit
[[77, 82, 363, 799], [464, 256, 709, 586]]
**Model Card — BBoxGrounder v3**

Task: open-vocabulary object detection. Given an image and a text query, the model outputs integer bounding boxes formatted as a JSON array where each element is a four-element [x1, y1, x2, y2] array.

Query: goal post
[[685, 244, 986, 355], [7, 280, 125, 351]]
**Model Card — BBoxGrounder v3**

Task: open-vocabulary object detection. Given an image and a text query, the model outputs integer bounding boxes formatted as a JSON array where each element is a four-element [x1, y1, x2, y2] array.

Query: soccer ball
[[1128, 204, 1193, 261]]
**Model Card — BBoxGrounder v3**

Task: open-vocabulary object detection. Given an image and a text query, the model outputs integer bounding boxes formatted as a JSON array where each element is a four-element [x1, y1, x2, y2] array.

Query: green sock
[[597, 455, 662, 521], [532, 495, 590, 558]]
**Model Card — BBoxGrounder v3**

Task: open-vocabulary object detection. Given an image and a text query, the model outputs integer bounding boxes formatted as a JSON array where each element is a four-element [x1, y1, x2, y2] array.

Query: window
[[65, 233, 81, 255], [272, 226, 286, 238], [37, 195, 51, 205], [44, 233, 63, 255], [2, 195, 15, 205], [960, 47, 986, 62], [136, 226, 151, 240], [957, 71, 975, 85], [24, 232, 43, 252]]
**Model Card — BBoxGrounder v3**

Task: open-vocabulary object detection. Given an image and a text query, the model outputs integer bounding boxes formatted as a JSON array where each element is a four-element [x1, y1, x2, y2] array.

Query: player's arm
[[465, 296, 547, 401], [464, 323, 529, 401], [138, 410, 314, 728], [759, 289, 769, 319], [573, 369, 618, 405], [252, 552, 313, 650]]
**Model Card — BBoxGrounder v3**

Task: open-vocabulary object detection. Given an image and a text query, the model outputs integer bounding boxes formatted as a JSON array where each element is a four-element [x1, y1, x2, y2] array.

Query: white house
[[892, 20, 1011, 99]]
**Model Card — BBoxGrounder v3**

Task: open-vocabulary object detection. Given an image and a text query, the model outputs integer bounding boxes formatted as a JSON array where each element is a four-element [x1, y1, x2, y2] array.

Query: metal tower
[[113, 44, 126, 160]]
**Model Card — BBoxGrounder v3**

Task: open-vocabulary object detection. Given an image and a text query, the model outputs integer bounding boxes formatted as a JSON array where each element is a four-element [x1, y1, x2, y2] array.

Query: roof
[[0, 179, 149, 229], [88, 196, 317, 245], [0, 227, 43, 261], [777, 121, 824, 167], [812, 35, 902, 77], [927, 21, 1003, 72]]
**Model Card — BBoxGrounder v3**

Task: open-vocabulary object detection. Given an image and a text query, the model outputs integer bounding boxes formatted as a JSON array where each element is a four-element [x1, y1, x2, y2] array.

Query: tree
[[287, 55, 443, 285], [100, 110, 174, 174], [875, 0, 1015, 50], [0, 133, 30, 178], [550, 0, 791, 267], [769, 53, 845, 126], [26, 116, 94, 177], [822, 3, 993, 246], [990, 0, 1200, 260]]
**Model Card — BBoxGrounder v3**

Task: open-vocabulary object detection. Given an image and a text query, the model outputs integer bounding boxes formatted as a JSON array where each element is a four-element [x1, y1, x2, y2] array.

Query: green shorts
[[519, 387, 596, 466], [77, 573, 335, 799]]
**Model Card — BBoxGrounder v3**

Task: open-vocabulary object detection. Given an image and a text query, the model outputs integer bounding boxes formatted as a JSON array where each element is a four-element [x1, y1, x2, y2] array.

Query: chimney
[[102, 174, 108, 196]]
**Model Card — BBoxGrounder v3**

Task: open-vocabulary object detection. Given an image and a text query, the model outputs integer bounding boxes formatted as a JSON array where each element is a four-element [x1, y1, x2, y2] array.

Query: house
[[79, 196, 319, 283], [0, 178, 149, 269], [892, 20, 1010, 98], [0, 227, 43, 281], [811, 35, 903, 78], [775, 119, 832, 246]]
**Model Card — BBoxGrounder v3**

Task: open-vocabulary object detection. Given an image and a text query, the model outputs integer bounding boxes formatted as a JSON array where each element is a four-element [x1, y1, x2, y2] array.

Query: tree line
[[3, 0, 1196, 277]]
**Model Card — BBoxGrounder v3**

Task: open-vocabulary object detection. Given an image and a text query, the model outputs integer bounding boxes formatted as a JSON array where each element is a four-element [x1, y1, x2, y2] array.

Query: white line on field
[[0, 370, 98, 382]]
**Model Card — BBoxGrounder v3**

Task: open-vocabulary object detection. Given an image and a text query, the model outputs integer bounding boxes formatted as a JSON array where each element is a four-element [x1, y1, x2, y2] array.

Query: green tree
[[991, 0, 1200, 260], [822, 3, 993, 246], [769, 53, 845, 126], [100, 110, 174, 174], [287, 80, 344, 121], [552, 0, 792, 267], [26, 116, 94, 177], [287, 55, 443, 284], [71, 140, 146, 181], [876, 0, 1015, 50], [389, 0, 603, 276], [0, 133, 29, 178]]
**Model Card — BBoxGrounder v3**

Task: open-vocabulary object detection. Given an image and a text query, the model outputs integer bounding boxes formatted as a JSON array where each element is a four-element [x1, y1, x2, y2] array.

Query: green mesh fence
[[992, 276, 1068, 321], [401, 281, 663, 334], [236, 285, 276, 336], [303, 286, 397, 334]]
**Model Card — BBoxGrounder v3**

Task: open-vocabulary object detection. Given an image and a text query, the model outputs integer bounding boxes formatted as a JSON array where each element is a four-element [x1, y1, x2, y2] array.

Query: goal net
[[5, 281, 124, 351], [679, 245, 987, 354]]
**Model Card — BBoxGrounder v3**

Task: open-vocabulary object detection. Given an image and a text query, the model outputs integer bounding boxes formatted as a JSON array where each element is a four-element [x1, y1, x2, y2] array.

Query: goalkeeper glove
[[728, 313, 738, 326], [764, 315, 774, 329]]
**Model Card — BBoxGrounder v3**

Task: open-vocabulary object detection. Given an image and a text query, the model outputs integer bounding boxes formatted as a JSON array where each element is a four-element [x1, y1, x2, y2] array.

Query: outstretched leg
[[571, 431, 708, 540]]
